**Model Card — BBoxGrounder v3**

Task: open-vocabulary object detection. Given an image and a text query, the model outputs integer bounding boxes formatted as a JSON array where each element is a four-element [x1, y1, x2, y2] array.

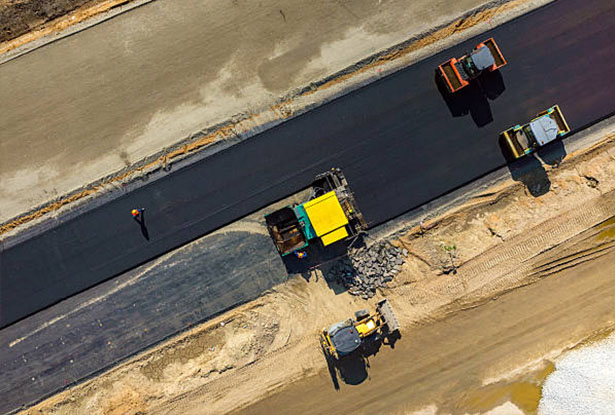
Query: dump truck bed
[[264, 207, 308, 255], [483, 38, 506, 69]]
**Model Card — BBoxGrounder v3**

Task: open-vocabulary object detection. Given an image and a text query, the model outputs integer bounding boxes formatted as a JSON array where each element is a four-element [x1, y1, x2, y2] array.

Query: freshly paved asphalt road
[[2, 0, 615, 329], [0, 226, 287, 414], [1, 0, 615, 412]]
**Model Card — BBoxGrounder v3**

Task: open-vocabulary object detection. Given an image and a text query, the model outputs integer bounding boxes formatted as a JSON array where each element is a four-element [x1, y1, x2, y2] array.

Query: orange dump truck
[[438, 38, 507, 93]]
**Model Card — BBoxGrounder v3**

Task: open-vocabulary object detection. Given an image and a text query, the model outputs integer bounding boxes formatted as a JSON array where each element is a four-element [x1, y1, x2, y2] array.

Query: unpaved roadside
[[0, 0, 551, 228], [21, 127, 615, 415], [232, 234, 615, 415]]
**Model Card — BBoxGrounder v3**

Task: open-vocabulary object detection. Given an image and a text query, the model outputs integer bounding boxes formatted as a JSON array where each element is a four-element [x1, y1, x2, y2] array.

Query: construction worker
[[294, 250, 307, 259], [131, 208, 145, 219]]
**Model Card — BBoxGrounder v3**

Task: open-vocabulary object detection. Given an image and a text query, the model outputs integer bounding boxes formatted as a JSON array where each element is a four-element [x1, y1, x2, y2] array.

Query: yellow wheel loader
[[320, 299, 399, 360]]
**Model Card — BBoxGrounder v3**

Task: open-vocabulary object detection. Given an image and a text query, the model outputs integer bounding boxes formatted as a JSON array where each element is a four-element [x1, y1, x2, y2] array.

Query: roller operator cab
[[438, 38, 507, 93], [265, 168, 367, 256], [501, 105, 571, 159]]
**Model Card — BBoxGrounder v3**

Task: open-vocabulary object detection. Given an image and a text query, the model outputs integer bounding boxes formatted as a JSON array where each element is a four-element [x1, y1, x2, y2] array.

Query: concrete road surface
[[2, 0, 615, 329]]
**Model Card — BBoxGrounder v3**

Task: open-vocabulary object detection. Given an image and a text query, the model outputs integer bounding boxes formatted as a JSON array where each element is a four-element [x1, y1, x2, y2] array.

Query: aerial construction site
[[1, 0, 614, 414]]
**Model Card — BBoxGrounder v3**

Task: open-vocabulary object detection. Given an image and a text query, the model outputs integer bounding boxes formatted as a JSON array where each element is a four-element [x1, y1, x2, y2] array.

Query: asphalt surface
[[2, 0, 615, 330], [0, 132, 592, 415], [0, 226, 287, 414]]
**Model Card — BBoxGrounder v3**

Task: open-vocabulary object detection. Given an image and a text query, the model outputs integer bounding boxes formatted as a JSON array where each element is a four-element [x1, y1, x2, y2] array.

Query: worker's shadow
[[133, 213, 150, 240], [499, 135, 552, 197], [435, 69, 505, 127]]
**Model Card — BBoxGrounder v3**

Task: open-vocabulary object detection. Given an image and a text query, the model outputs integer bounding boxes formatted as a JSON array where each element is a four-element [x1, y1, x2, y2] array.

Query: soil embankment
[[0, 0, 130, 45]]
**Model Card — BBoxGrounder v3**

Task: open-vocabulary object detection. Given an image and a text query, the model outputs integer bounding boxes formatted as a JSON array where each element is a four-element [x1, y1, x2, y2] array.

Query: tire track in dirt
[[393, 190, 615, 324]]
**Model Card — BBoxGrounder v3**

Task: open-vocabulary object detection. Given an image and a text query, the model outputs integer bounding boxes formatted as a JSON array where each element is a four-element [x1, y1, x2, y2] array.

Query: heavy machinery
[[320, 299, 400, 360], [501, 105, 571, 159], [438, 38, 507, 93], [265, 168, 367, 256]]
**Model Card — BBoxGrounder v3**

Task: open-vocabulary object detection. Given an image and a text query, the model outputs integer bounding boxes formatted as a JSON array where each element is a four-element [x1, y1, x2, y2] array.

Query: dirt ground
[[0, 0, 100, 43], [21, 127, 615, 415], [232, 231, 615, 415], [0, 0, 550, 227]]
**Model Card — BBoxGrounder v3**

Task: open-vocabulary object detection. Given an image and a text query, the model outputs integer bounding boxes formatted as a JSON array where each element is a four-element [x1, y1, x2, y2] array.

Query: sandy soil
[[232, 232, 615, 415], [0, 0, 550, 227], [21, 127, 615, 415]]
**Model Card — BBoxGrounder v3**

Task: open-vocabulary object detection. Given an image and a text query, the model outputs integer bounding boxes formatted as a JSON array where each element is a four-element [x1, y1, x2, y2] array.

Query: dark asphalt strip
[[0, 231, 286, 415], [2, 0, 614, 329]]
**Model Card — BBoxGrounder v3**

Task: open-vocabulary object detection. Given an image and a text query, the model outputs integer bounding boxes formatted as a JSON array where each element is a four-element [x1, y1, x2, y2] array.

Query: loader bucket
[[377, 299, 400, 333], [376, 298, 399, 333]]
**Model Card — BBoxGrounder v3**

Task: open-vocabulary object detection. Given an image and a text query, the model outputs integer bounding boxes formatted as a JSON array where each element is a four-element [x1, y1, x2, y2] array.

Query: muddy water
[[459, 363, 555, 414], [597, 217, 615, 241]]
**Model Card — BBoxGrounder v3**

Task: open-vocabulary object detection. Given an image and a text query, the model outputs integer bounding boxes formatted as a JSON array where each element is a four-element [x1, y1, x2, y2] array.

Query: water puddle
[[458, 363, 555, 415], [596, 217, 615, 241]]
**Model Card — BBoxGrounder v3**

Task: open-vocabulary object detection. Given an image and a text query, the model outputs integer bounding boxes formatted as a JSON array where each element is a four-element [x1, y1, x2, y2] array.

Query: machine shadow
[[537, 139, 567, 167], [499, 135, 551, 197], [435, 70, 505, 128], [281, 236, 366, 295], [324, 330, 402, 389]]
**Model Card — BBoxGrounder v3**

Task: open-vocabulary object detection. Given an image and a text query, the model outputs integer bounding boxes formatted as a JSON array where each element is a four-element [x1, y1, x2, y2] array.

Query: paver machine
[[265, 168, 367, 256], [438, 38, 507, 93], [320, 299, 400, 360], [500, 105, 571, 159]]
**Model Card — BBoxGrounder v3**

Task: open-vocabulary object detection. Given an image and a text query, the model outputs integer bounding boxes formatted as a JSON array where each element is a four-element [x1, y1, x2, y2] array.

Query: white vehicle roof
[[471, 45, 495, 70], [529, 116, 559, 146]]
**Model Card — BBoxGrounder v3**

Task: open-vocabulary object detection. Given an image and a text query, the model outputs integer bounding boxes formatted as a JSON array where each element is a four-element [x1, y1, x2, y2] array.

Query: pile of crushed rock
[[327, 242, 408, 299]]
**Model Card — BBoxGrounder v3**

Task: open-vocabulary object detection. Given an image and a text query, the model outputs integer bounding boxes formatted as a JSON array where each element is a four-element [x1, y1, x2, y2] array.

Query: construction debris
[[328, 242, 408, 299]]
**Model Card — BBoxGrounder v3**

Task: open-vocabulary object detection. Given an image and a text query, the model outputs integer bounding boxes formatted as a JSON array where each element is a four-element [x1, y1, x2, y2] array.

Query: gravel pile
[[328, 242, 408, 299]]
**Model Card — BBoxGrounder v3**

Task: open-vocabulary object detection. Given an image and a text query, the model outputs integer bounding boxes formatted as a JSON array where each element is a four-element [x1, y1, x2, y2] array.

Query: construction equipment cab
[[438, 38, 506, 93], [265, 168, 367, 256], [320, 299, 399, 360], [501, 105, 571, 159]]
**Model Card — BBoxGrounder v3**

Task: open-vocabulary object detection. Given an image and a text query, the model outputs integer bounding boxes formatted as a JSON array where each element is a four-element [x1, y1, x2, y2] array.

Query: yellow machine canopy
[[303, 191, 349, 246]]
